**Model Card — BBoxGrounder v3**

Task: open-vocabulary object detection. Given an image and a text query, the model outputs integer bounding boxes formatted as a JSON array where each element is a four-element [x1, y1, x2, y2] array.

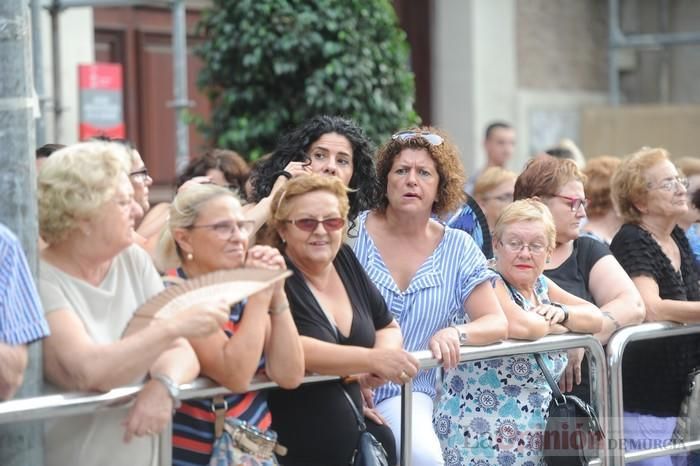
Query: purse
[[339, 385, 389, 466], [535, 353, 605, 466], [672, 368, 700, 443], [208, 395, 285, 466]]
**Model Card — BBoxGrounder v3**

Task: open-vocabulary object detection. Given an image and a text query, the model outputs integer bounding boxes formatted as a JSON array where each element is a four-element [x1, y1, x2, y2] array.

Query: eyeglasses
[[283, 217, 345, 232], [189, 220, 255, 239], [551, 194, 588, 212], [482, 193, 513, 203], [647, 176, 689, 192], [391, 130, 444, 146], [499, 239, 547, 256], [129, 167, 149, 182]]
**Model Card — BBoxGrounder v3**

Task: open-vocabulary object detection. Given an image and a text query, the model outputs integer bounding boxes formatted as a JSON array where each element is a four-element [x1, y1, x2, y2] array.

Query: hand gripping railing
[[399, 333, 609, 466], [606, 322, 700, 466]]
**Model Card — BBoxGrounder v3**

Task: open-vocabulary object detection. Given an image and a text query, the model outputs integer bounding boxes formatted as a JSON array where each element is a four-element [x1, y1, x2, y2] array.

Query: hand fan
[[123, 268, 292, 336]]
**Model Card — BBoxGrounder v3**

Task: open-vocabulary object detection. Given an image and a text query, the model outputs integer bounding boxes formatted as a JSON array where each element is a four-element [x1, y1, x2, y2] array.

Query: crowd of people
[[1, 115, 699, 466]]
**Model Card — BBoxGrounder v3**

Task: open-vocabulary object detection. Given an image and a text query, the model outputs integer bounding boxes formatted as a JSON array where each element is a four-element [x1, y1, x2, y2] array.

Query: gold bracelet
[[269, 303, 290, 315]]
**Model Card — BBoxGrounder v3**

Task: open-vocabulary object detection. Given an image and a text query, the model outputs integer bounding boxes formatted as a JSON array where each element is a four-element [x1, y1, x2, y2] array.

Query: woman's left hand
[[533, 304, 566, 324], [429, 327, 461, 369], [363, 406, 387, 426], [245, 245, 286, 271], [122, 379, 174, 443], [559, 348, 584, 393]]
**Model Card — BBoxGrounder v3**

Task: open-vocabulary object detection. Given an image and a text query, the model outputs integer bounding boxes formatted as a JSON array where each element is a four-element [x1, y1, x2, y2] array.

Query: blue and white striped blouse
[[353, 211, 496, 402], [0, 223, 50, 345]]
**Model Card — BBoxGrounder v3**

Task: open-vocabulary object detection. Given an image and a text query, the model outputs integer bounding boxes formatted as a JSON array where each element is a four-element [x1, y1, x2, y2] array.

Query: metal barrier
[[0, 334, 607, 466], [606, 322, 700, 466], [0, 374, 339, 466], [400, 333, 609, 466]]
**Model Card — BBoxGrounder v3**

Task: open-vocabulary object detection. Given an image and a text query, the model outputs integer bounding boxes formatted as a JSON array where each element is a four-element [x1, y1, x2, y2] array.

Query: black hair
[[250, 115, 378, 222], [484, 121, 512, 140], [36, 143, 65, 159], [692, 188, 700, 212], [545, 147, 575, 160]]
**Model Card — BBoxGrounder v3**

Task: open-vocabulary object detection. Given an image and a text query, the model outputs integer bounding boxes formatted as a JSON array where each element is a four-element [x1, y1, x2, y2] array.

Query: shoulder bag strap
[[339, 385, 367, 432], [534, 353, 566, 405], [213, 395, 228, 438]]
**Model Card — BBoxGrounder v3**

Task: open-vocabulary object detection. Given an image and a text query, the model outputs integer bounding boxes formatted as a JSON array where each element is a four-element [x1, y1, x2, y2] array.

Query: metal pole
[[171, 0, 190, 173], [608, 0, 621, 105], [158, 422, 172, 466], [606, 323, 700, 466], [49, 0, 62, 141], [0, 1, 42, 464], [400, 381, 414, 466], [30, 0, 46, 147]]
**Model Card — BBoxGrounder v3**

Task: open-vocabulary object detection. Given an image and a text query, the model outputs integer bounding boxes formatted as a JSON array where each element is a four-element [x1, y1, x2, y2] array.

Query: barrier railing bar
[[607, 322, 700, 466], [0, 334, 607, 466], [159, 422, 172, 466], [0, 374, 340, 425], [400, 333, 608, 466], [400, 381, 414, 466]]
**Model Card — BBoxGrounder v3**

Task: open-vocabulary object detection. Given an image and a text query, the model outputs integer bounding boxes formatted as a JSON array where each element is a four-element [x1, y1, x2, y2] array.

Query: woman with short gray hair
[[38, 141, 229, 466]]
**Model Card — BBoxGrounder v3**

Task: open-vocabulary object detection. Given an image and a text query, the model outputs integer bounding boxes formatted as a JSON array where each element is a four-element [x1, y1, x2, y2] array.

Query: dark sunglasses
[[283, 217, 345, 232], [391, 130, 444, 146]]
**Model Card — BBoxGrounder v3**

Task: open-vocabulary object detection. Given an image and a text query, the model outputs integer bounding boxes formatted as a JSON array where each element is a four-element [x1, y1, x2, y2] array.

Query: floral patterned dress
[[433, 275, 567, 466]]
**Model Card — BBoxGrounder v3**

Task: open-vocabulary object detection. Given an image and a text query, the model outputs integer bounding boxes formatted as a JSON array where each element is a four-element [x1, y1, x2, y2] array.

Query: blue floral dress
[[433, 275, 567, 466]]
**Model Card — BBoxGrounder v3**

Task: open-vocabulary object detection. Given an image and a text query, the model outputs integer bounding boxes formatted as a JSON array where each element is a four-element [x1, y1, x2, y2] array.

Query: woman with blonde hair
[[157, 182, 304, 465], [473, 166, 517, 233], [582, 156, 623, 245], [38, 141, 229, 466], [436, 199, 602, 465], [266, 174, 417, 465], [610, 147, 700, 466]]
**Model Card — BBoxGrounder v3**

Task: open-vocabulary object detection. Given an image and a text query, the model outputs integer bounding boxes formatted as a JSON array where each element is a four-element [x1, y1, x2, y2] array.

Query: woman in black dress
[[266, 175, 419, 466], [610, 147, 700, 466]]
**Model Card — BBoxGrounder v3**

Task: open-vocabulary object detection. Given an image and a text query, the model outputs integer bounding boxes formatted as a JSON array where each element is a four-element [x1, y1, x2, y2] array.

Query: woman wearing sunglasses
[[157, 183, 304, 465], [353, 127, 509, 465], [266, 175, 419, 466], [610, 148, 700, 466], [514, 155, 644, 402]]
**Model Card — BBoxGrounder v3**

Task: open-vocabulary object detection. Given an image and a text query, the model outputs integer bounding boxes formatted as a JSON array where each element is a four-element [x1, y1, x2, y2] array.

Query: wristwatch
[[451, 325, 469, 345], [151, 374, 182, 408], [551, 303, 570, 324]]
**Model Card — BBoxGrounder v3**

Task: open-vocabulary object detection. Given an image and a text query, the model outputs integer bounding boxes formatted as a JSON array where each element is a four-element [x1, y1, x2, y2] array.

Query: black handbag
[[672, 368, 700, 443], [339, 385, 389, 466], [535, 353, 605, 466]]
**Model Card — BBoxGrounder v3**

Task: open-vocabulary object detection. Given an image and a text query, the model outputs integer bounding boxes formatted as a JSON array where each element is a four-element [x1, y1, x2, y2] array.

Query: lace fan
[[123, 268, 292, 336]]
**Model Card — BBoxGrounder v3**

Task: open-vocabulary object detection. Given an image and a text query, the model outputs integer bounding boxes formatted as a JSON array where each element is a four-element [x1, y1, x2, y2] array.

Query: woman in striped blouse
[[354, 128, 509, 466]]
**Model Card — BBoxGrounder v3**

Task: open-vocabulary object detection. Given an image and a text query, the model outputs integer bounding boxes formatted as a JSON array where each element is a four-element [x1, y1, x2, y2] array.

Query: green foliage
[[195, 0, 419, 160]]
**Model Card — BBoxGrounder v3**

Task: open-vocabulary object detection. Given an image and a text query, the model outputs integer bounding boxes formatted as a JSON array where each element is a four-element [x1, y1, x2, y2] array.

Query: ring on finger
[[399, 370, 410, 382]]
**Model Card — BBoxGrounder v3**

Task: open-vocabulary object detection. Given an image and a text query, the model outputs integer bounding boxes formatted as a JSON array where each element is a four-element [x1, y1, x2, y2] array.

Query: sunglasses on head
[[283, 217, 345, 232], [391, 130, 444, 146]]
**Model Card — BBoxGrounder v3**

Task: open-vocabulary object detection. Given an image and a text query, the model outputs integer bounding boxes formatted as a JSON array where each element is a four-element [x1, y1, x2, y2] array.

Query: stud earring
[[186, 252, 193, 261]]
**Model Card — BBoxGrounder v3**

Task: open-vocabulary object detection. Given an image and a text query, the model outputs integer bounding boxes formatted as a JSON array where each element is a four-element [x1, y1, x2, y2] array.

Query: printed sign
[[78, 63, 125, 140]]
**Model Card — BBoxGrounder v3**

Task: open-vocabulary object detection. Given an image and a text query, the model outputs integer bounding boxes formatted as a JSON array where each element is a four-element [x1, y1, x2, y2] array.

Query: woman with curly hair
[[353, 127, 509, 465], [247, 115, 379, 234]]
